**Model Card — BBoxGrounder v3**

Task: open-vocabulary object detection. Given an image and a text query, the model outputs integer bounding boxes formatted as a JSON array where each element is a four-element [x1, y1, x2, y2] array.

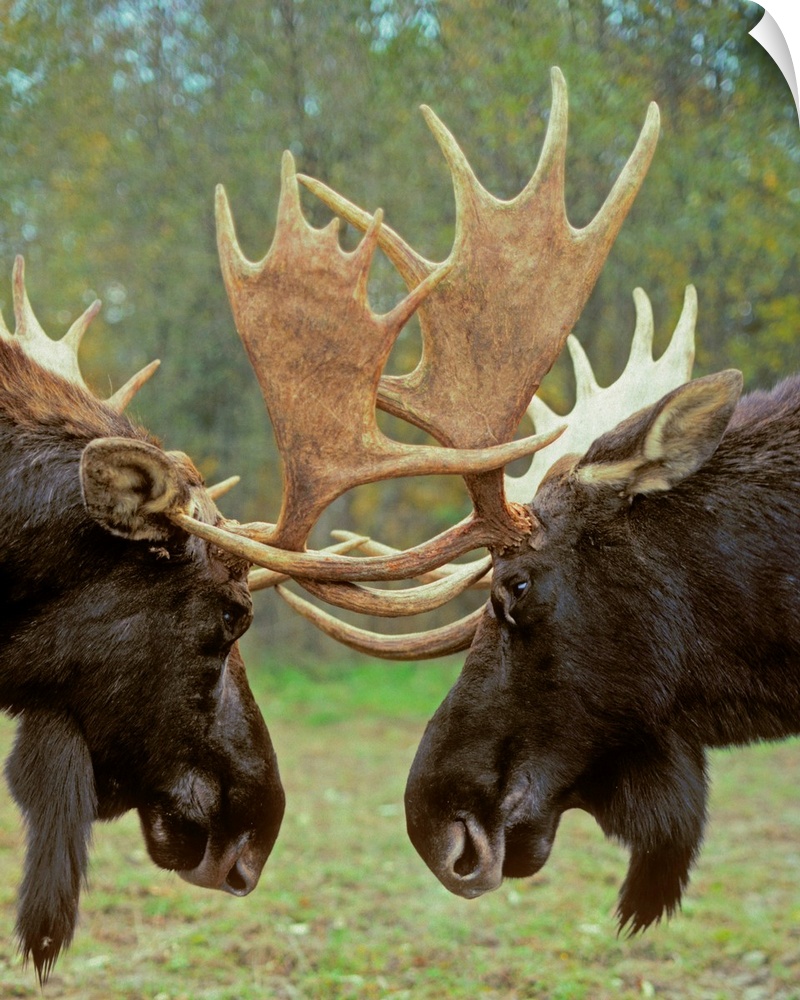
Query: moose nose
[[435, 816, 504, 899], [179, 832, 264, 895], [221, 840, 262, 896]]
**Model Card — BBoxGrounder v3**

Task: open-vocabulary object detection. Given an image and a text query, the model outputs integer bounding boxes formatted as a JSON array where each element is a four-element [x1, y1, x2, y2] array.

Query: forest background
[[1, 0, 798, 654]]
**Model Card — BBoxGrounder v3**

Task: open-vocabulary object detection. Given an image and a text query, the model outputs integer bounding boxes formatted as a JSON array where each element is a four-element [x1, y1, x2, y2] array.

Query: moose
[[172, 67, 797, 931], [405, 365, 800, 931], [5, 61, 792, 979], [0, 258, 284, 981]]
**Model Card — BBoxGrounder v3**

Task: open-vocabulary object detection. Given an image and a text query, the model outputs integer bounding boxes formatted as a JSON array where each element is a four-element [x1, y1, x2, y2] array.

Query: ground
[[0, 655, 799, 999]]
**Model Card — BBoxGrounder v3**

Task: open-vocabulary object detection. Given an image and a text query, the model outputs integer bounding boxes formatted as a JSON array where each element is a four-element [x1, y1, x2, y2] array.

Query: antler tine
[[296, 177, 430, 289], [106, 359, 162, 412], [12, 256, 91, 387], [299, 67, 660, 553], [328, 530, 493, 589], [568, 336, 601, 400], [506, 285, 697, 502], [248, 535, 370, 592], [62, 296, 101, 354], [627, 286, 657, 364], [3, 256, 159, 412], [658, 284, 697, 371], [275, 584, 484, 660], [174, 508, 492, 581], [203, 151, 564, 558], [580, 100, 661, 246], [297, 554, 491, 617], [206, 475, 241, 502]]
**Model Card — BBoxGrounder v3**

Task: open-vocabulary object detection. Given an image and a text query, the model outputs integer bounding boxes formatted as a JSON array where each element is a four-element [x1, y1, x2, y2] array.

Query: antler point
[[281, 149, 297, 172]]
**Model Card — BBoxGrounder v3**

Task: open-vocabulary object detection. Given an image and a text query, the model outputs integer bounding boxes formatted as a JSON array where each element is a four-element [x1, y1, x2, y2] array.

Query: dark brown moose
[[0, 259, 284, 981], [177, 67, 796, 931], [405, 366, 800, 931]]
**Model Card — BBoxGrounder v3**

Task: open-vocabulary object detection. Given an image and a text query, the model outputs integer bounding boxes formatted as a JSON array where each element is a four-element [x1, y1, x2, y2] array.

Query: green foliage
[[242, 637, 462, 723], [0, 1, 797, 653]]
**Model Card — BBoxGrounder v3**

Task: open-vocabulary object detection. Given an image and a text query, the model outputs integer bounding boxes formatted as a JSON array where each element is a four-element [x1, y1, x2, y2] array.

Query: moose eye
[[221, 599, 253, 641], [491, 576, 530, 626], [222, 606, 242, 632]]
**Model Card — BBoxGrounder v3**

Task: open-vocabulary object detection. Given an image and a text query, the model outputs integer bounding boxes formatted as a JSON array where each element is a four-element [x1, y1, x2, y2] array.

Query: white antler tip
[[550, 66, 567, 91]]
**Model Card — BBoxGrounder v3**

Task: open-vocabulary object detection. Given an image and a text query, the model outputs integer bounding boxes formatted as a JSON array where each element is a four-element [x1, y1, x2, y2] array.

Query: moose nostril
[[440, 816, 504, 897], [224, 863, 248, 895], [453, 830, 480, 877], [444, 818, 487, 880], [222, 849, 259, 897]]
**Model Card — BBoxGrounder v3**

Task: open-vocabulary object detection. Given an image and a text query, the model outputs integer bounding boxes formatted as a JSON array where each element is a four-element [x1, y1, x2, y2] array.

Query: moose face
[[0, 394, 285, 980], [405, 596, 709, 932], [405, 372, 766, 931]]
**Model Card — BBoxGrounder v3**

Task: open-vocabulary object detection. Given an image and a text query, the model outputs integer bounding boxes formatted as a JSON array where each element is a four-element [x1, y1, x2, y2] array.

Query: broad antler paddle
[[173, 68, 666, 658], [300, 69, 660, 546]]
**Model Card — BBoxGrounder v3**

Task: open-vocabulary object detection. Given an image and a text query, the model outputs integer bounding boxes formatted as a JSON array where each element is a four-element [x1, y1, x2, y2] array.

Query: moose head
[[0, 259, 284, 981]]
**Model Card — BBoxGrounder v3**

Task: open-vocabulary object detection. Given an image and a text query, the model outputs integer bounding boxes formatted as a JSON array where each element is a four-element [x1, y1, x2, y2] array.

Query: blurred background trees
[[0, 0, 797, 653]]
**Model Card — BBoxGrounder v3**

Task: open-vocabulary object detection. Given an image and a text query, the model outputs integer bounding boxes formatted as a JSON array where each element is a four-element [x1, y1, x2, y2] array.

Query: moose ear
[[577, 370, 743, 495], [80, 437, 191, 540]]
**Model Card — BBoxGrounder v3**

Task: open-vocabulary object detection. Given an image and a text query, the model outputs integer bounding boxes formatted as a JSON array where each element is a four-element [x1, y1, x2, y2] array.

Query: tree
[[0, 0, 796, 653]]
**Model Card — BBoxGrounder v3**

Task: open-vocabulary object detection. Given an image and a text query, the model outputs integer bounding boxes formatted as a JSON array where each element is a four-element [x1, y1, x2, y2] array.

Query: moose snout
[[419, 816, 505, 899], [178, 831, 264, 896], [219, 837, 263, 896]]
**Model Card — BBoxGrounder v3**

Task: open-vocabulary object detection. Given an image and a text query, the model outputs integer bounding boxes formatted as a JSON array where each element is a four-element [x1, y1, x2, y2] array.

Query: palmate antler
[[212, 156, 559, 552], [300, 69, 660, 545], [271, 288, 697, 659], [0, 256, 160, 411], [173, 68, 666, 658], [506, 284, 697, 501]]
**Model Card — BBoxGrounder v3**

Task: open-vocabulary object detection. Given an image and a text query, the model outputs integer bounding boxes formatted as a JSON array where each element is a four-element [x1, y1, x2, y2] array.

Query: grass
[[1, 646, 799, 998]]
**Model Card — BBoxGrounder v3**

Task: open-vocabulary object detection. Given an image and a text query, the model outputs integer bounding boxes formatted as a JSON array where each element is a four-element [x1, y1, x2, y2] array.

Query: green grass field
[[1, 648, 799, 999]]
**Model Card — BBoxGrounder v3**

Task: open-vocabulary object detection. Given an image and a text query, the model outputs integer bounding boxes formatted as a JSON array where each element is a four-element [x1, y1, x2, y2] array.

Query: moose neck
[[626, 385, 800, 747]]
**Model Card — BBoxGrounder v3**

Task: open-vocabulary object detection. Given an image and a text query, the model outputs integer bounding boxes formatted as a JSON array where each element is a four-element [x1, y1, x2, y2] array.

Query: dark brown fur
[[0, 338, 284, 981], [406, 372, 800, 931]]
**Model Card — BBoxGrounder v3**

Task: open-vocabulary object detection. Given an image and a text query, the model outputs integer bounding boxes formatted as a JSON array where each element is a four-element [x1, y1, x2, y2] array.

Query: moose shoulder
[[405, 369, 800, 931], [0, 265, 284, 982]]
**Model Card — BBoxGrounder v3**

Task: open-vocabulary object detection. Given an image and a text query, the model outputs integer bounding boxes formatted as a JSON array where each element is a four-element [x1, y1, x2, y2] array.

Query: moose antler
[[276, 585, 486, 660], [172, 69, 663, 657], [266, 284, 696, 656], [270, 284, 696, 634], [506, 284, 697, 501], [211, 155, 559, 554], [0, 256, 160, 411], [299, 68, 660, 547]]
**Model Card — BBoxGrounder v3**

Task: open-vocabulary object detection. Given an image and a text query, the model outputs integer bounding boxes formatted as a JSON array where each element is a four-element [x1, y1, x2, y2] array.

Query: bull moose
[[177, 67, 797, 932], [0, 259, 284, 981], [5, 61, 792, 978], [404, 365, 800, 932]]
